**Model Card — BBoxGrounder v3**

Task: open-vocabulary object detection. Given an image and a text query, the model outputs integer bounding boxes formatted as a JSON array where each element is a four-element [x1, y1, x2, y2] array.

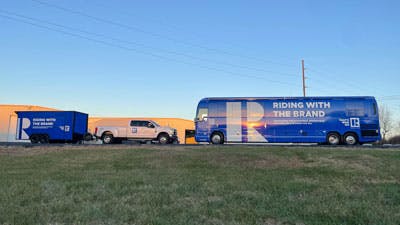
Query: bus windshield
[[196, 108, 208, 121]]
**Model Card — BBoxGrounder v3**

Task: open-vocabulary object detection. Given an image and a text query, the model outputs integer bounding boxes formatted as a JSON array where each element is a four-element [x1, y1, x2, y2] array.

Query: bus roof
[[199, 96, 376, 102]]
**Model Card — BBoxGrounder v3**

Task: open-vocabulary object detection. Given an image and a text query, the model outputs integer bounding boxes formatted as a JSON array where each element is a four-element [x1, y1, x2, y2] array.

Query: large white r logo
[[226, 102, 242, 142], [247, 102, 267, 142], [21, 118, 31, 139]]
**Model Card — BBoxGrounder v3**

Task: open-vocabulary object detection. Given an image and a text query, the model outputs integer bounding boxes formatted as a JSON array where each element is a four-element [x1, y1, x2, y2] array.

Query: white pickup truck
[[94, 120, 178, 144]]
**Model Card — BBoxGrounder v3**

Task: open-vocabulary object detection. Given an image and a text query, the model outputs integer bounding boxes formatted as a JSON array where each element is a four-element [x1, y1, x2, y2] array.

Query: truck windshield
[[151, 121, 160, 127]]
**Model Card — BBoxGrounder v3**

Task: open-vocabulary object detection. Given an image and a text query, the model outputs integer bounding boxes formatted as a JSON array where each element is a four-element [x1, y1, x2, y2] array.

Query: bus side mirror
[[195, 117, 207, 122]]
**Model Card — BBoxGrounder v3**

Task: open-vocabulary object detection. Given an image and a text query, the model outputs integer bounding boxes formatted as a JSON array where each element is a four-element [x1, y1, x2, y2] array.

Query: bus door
[[195, 105, 209, 141]]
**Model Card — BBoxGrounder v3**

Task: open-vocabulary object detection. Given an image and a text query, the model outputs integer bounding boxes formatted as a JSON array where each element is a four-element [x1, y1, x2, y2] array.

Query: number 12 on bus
[[194, 97, 381, 145]]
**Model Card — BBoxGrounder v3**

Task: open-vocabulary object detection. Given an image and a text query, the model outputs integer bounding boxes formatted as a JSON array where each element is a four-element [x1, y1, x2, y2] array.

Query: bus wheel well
[[210, 131, 224, 144], [343, 132, 359, 145]]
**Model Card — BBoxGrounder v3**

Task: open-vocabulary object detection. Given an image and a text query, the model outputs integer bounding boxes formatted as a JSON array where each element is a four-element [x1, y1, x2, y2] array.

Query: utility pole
[[302, 59, 306, 97]]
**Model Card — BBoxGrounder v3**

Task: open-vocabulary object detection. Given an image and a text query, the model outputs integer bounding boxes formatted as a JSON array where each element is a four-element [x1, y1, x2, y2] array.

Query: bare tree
[[379, 104, 393, 142]]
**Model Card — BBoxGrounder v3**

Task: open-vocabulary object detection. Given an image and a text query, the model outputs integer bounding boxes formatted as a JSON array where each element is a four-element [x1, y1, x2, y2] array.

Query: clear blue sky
[[1, 0, 399, 119]]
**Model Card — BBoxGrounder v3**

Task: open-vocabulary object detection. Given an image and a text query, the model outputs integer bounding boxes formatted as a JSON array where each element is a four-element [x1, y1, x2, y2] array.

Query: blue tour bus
[[194, 96, 381, 145]]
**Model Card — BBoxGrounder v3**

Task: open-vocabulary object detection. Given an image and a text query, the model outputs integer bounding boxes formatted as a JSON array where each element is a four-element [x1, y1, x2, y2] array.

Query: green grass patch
[[0, 146, 399, 225]]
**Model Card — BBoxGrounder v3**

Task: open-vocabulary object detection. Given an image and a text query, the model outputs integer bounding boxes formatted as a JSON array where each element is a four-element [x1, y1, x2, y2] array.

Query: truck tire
[[210, 132, 224, 144], [158, 133, 170, 145], [30, 135, 39, 144], [344, 133, 358, 145], [102, 133, 114, 144], [327, 133, 340, 145]]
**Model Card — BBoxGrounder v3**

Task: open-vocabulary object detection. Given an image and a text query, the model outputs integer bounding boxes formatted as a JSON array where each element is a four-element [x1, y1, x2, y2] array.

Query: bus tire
[[344, 133, 358, 145], [210, 132, 224, 144], [327, 132, 340, 145], [102, 133, 114, 144]]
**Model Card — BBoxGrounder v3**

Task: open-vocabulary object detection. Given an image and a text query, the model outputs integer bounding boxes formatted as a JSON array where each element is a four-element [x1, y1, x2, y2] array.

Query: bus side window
[[346, 102, 364, 117], [346, 108, 364, 117], [372, 103, 377, 115]]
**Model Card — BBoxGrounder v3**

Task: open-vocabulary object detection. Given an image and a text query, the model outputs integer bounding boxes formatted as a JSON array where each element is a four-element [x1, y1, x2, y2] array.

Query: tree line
[[379, 104, 400, 144]]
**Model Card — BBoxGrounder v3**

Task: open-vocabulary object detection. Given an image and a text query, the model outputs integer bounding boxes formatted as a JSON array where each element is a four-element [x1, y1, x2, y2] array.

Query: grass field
[[0, 145, 399, 225]]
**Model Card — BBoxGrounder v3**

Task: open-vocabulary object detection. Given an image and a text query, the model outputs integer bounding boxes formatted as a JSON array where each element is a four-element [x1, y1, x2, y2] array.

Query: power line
[[306, 71, 365, 96], [92, 0, 300, 64], [307, 67, 389, 95], [30, 0, 299, 69], [377, 96, 400, 102], [377, 95, 400, 99], [0, 13, 298, 87], [0, 9, 298, 78], [302, 59, 306, 97]]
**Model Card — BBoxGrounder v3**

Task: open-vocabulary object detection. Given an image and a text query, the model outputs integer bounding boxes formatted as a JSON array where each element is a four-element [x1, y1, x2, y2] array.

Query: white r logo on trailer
[[20, 118, 31, 139]]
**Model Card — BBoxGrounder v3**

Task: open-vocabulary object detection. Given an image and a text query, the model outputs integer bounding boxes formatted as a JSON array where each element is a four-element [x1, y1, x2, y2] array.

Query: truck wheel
[[344, 133, 358, 145], [210, 132, 224, 144], [327, 133, 340, 145], [30, 135, 39, 144], [158, 134, 169, 145], [102, 133, 114, 144]]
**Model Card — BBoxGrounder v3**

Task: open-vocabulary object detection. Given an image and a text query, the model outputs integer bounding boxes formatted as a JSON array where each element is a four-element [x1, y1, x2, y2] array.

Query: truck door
[[129, 120, 157, 139], [128, 120, 141, 138], [139, 121, 157, 138]]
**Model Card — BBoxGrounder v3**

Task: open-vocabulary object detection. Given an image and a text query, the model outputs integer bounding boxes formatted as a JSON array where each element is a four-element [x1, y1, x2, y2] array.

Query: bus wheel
[[327, 133, 340, 145], [344, 133, 358, 145], [210, 132, 224, 144], [30, 135, 39, 144]]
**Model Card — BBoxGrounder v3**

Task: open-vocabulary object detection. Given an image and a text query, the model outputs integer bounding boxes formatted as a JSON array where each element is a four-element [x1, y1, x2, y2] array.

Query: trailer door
[[7, 115, 18, 142]]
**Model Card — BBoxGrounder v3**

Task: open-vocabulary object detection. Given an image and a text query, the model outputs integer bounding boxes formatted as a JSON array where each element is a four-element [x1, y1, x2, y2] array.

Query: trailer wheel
[[102, 133, 114, 144], [210, 132, 224, 144], [84, 133, 93, 141], [344, 133, 358, 145], [158, 133, 170, 145], [327, 132, 340, 145], [30, 135, 39, 144], [39, 135, 49, 144]]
